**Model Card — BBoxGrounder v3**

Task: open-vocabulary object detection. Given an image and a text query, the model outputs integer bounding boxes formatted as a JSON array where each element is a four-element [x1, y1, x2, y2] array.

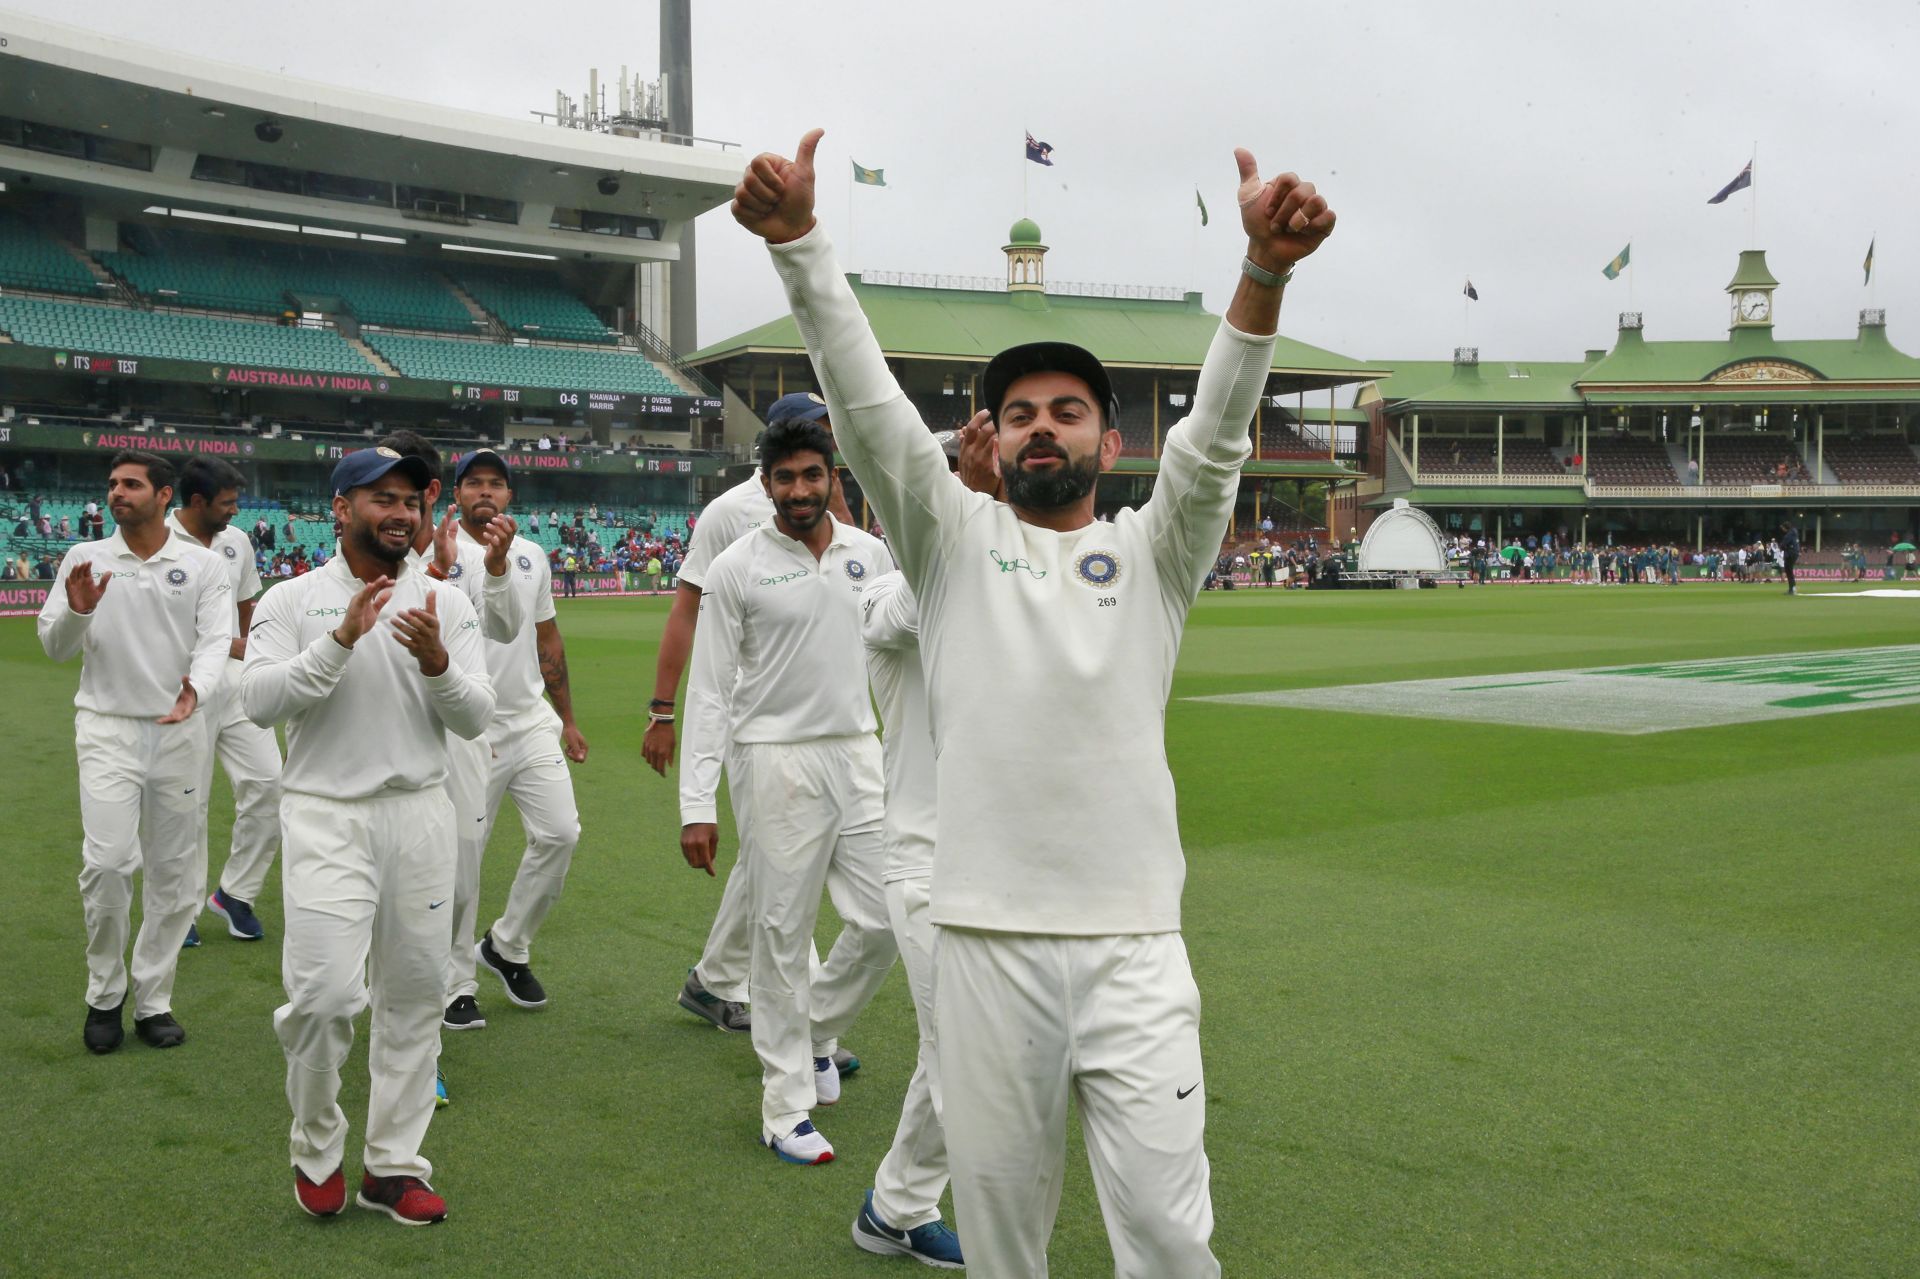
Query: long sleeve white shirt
[[770, 225, 1275, 935], [166, 510, 261, 640], [411, 542, 524, 644], [456, 523, 557, 728], [240, 554, 495, 799], [861, 571, 935, 882], [679, 516, 893, 826], [676, 470, 774, 590], [38, 529, 231, 718]]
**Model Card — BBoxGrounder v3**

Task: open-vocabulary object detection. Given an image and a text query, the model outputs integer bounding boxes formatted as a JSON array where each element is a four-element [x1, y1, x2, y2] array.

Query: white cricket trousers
[[870, 872, 948, 1231], [74, 710, 209, 1018], [276, 788, 454, 1182], [734, 735, 896, 1137], [481, 713, 581, 965], [936, 928, 1218, 1279], [196, 664, 283, 904], [441, 733, 492, 1001]]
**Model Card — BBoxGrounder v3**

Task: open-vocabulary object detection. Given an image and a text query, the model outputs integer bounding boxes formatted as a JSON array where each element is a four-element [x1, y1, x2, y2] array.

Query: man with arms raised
[[243, 446, 495, 1225], [735, 129, 1333, 1274], [679, 418, 896, 1166], [39, 451, 229, 1053], [449, 448, 586, 1020], [167, 457, 283, 942]]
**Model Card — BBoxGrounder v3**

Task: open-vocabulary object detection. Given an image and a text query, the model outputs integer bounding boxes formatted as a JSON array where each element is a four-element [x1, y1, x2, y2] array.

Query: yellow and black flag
[[1863, 238, 1875, 286], [852, 161, 886, 188]]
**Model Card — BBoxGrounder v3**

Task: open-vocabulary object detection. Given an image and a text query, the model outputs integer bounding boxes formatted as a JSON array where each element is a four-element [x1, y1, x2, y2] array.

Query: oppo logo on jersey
[[758, 569, 811, 587], [306, 607, 348, 617]]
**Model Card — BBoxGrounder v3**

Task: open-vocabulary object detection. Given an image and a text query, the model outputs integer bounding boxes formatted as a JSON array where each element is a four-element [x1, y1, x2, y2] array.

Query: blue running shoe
[[208, 887, 265, 941], [435, 1068, 449, 1109], [853, 1189, 964, 1269], [181, 924, 200, 949]]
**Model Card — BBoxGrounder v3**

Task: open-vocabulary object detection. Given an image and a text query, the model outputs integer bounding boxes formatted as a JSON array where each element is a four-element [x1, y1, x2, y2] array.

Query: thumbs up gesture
[[1235, 148, 1335, 273], [732, 128, 823, 245]]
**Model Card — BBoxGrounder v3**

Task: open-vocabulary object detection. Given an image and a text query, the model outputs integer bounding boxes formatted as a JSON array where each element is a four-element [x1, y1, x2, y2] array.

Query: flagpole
[[1628, 233, 1635, 312], [1749, 142, 1758, 246], [847, 162, 855, 271]]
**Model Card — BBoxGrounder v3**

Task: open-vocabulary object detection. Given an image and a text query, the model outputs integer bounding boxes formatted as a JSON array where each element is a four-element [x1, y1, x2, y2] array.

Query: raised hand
[[432, 508, 461, 575], [391, 588, 449, 677], [955, 410, 1003, 498], [156, 677, 198, 725], [65, 564, 110, 614], [481, 513, 517, 576], [333, 575, 394, 648], [1235, 148, 1335, 272], [680, 822, 719, 876], [732, 128, 823, 245]]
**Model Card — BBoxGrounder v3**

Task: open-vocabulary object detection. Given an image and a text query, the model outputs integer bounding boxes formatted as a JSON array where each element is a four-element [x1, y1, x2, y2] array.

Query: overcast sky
[[10, 0, 1918, 368]]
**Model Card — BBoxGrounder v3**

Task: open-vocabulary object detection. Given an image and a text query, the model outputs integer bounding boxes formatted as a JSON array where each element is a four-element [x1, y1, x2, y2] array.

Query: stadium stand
[[1255, 420, 1331, 460], [454, 268, 613, 343], [0, 295, 375, 375], [1704, 434, 1810, 484], [0, 213, 100, 296], [1824, 436, 1920, 484], [366, 331, 681, 394], [1586, 438, 1680, 485]]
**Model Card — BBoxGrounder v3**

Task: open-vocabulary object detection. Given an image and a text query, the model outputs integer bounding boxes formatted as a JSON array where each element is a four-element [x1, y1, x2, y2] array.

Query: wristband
[[649, 698, 675, 709], [425, 562, 449, 581], [648, 712, 675, 725], [1241, 256, 1293, 288]]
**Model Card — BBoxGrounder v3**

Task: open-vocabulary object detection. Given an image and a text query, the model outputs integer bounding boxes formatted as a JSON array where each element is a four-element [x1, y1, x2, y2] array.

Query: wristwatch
[[1241, 256, 1293, 288]]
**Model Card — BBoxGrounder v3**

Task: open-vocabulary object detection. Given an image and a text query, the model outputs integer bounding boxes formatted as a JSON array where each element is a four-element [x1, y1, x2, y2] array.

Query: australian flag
[[1025, 132, 1054, 166], [1463, 279, 1479, 301], [1708, 160, 1753, 205]]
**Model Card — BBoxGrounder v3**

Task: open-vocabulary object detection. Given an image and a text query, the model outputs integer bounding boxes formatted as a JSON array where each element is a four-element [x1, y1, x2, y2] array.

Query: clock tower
[[1725, 248, 1779, 331]]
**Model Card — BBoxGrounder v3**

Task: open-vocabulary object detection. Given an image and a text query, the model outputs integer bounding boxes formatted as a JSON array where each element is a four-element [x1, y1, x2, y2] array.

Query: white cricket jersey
[[771, 226, 1275, 935], [677, 470, 774, 589], [861, 571, 935, 882], [240, 554, 495, 800], [403, 542, 523, 644], [456, 523, 557, 728], [679, 516, 893, 825], [38, 529, 232, 718], [166, 511, 261, 639]]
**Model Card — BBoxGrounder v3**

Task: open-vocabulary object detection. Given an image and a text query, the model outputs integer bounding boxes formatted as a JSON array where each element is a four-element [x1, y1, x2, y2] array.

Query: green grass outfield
[[2, 584, 1916, 1278]]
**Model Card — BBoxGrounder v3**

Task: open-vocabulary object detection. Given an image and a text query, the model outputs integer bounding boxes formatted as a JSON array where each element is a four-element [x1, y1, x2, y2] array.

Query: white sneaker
[[814, 1055, 841, 1105], [764, 1120, 835, 1165]]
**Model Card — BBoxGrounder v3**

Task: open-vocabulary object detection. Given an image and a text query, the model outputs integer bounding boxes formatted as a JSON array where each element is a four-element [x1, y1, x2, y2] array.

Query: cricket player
[[735, 129, 1333, 1274], [242, 445, 495, 1225], [646, 393, 851, 1037], [167, 457, 283, 941], [679, 417, 896, 1166], [850, 425, 996, 1269], [39, 450, 230, 1054], [449, 448, 586, 1021]]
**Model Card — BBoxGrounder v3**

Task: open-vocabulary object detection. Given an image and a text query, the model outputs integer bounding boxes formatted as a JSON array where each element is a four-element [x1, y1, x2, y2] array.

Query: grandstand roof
[[689, 275, 1387, 387], [1370, 359, 1594, 409], [1577, 324, 1920, 386], [0, 12, 741, 263]]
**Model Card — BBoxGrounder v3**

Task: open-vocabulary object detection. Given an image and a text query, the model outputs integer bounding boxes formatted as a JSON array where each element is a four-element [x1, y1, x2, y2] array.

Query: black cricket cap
[[981, 342, 1118, 427]]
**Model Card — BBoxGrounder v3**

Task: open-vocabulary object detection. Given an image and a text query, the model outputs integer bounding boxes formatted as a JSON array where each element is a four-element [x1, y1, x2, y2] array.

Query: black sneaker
[[84, 1001, 124, 1055], [677, 968, 749, 1032], [475, 933, 546, 1009], [443, 995, 486, 1031], [134, 1011, 186, 1049]]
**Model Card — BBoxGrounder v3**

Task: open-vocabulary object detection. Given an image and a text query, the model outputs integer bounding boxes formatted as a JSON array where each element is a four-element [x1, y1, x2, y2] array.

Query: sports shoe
[[832, 1046, 861, 1077], [181, 923, 200, 949], [815, 1055, 841, 1106], [853, 1189, 965, 1269], [435, 1067, 449, 1109], [134, 1012, 186, 1049], [357, 1173, 447, 1226], [442, 994, 485, 1031], [677, 968, 749, 1032], [475, 932, 546, 1009], [208, 887, 264, 941], [83, 1001, 124, 1055], [764, 1120, 834, 1166], [295, 1166, 346, 1218]]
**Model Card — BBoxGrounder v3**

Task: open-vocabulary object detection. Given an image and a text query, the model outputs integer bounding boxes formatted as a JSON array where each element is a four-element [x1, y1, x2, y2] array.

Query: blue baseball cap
[[331, 445, 432, 497], [454, 448, 513, 484], [766, 391, 831, 426]]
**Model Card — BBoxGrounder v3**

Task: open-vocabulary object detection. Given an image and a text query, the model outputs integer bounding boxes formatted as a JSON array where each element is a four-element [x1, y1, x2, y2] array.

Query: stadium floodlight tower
[[1354, 498, 1457, 587]]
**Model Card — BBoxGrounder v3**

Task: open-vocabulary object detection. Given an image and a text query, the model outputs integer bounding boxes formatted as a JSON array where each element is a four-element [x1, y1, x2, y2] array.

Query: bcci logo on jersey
[[222, 544, 237, 559], [1074, 551, 1121, 588], [447, 563, 464, 580], [844, 559, 867, 581], [166, 567, 189, 586], [516, 554, 533, 572]]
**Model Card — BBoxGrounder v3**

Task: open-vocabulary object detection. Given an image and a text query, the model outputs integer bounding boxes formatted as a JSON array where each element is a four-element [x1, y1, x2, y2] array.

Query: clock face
[[1739, 290, 1772, 321]]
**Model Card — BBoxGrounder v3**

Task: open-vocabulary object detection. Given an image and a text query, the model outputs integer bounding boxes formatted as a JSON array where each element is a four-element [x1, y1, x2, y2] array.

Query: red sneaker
[[357, 1173, 447, 1226], [294, 1166, 346, 1218]]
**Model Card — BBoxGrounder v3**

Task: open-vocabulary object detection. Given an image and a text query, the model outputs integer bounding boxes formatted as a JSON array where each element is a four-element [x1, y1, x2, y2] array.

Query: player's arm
[[178, 566, 233, 718], [678, 567, 744, 874], [643, 580, 702, 775], [242, 578, 386, 726], [860, 571, 920, 653], [232, 549, 263, 660], [37, 546, 98, 662], [736, 129, 967, 588], [536, 619, 588, 762], [1143, 151, 1334, 598]]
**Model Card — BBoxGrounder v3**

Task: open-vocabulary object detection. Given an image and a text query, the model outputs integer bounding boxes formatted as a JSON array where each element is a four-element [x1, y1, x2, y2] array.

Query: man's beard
[[777, 497, 825, 534], [1002, 445, 1101, 511], [349, 518, 412, 565]]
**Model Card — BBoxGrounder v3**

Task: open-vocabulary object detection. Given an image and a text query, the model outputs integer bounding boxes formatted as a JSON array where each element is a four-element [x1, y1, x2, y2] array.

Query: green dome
[[1007, 217, 1043, 246]]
